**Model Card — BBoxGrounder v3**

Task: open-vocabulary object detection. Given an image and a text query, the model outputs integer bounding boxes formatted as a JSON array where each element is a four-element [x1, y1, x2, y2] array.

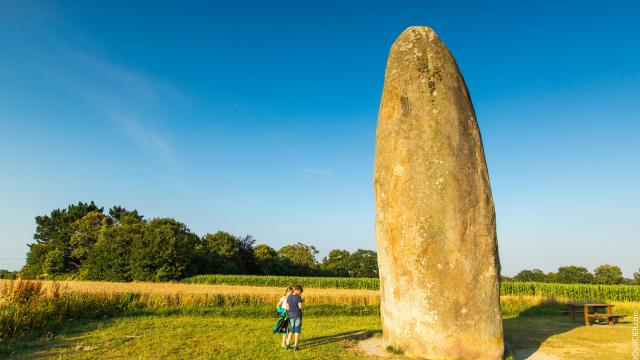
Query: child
[[277, 286, 292, 312], [274, 287, 292, 348], [285, 285, 304, 351]]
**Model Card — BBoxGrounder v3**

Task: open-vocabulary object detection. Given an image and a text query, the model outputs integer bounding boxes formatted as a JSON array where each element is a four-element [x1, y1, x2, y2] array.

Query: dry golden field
[[0, 279, 380, 306], [2, 280, 637, 316]]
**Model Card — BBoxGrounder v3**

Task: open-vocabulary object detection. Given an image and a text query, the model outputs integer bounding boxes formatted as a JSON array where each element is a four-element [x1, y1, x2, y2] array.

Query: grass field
[[1, 279, 638, 359], [2, 314, 634, 359]]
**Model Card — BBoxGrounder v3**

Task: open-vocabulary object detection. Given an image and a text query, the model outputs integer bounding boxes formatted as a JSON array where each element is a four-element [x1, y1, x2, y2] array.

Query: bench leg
[[583, 306, 590, 326]]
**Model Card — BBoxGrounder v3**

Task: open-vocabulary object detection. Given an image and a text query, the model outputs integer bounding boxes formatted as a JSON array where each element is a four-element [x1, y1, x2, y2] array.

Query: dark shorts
[[288, 316, 302, 333]]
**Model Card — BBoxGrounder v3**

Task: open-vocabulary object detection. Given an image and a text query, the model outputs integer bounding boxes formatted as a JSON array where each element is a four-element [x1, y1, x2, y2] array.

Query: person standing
[[274, 287, 292, 348], [285, 285, 304, 351]]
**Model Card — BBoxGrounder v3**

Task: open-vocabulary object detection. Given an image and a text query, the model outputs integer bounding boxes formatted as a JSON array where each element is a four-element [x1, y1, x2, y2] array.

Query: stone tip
[[390, 26, 441, 52], [398, 26, 439, 40]]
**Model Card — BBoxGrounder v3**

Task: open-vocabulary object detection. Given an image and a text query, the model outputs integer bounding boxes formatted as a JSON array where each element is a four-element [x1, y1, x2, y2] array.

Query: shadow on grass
[[0, 311, 160, 359], [298, 303, 582, 358], [1, 319, 105, 359], [504, 303, 581, 359], [303, 329, 382, 348]]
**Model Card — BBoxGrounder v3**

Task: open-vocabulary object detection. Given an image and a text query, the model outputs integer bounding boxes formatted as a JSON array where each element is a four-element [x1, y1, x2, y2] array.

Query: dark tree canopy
[[513, 269, 547, 282], [556, 266, 594, 284], [348, 249, 378, 278], [130, 218, 199, 281], [84, 215, 145, 281], [28, 201, 103, 274], [593, 264, 623, 285], [321, 249, 351, 277], [198, 231, 246, 274], [109, 205, 143, 223], [278, 243, 319, 276], [254, 244, 285, 275]]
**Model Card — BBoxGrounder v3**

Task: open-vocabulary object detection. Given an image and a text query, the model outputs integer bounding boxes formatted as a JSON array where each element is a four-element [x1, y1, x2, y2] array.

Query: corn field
[[184, 275, 640, 302], [500, 281, 640, 302], [184, 274, 380, 290]]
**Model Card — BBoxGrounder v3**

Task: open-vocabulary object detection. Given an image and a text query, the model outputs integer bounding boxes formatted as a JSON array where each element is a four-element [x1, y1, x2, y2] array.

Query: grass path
[[3, 315, 634, 359]]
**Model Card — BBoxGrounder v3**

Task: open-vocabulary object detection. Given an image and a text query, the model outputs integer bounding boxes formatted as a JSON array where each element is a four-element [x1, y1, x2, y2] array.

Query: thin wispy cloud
[[8, 2, 183, 163], [109, 113, 173, 158], [49, 48, 180, 161], [299, 168, 335, 177]]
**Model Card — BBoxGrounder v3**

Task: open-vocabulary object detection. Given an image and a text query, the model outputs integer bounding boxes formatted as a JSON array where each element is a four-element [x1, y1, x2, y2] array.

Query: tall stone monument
[[374, 26, 504, 359]]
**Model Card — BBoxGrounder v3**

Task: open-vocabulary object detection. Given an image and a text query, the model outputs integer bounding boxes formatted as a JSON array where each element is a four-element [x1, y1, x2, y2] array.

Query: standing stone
[[374, 26, 503, 359]]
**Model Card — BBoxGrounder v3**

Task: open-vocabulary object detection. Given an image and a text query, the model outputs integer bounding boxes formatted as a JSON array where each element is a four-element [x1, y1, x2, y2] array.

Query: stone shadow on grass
[[503, 303, 581, 359], [303, 329, 382, 348]]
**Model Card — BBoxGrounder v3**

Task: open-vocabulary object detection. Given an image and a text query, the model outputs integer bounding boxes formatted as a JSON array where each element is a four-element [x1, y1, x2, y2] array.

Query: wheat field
[[0, 279, 380, 306]]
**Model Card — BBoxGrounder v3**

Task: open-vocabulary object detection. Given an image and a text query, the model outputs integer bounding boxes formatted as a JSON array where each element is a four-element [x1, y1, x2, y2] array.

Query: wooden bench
[[588, 313, 626, 325], [559, 310, 626, 325], [563, 303, 623, 326]]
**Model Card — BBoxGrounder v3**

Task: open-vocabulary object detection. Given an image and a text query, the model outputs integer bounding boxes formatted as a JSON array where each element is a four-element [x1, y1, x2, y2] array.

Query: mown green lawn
[[2, 314, 634, 359], [2, 315, 381, 360]]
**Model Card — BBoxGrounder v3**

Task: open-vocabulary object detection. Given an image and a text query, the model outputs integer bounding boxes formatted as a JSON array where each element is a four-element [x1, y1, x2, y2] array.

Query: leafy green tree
[[593, 264, 623, 285], [634, 269, 640, 285], [556, 266, 594, 284], [26, 201, 103, 274], [130, 218, 198, 281], [348, 249, 378, 278], [33, 201, 103, 246], [513, 269, 547, 282], [84, 215, 145, 281], [237, 235, 259, 274], [279, 243, 318, 267], [198, 232, 246, 274], [254, 244, 285, 275], [321, 249, 351, 277], [109, 205, 143, 223], [69, 211, 111, 269], [21, 243, 52, 278], [278, 243, 319, 275], [43, 248, 65, 276]]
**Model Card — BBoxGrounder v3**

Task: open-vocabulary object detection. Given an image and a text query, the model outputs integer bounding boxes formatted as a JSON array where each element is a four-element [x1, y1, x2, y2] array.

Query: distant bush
[[0, 270, 18, 280]]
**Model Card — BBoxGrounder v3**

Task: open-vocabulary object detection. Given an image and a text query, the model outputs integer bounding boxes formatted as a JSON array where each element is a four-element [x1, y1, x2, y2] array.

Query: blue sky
[[0, 1, 638, 276]]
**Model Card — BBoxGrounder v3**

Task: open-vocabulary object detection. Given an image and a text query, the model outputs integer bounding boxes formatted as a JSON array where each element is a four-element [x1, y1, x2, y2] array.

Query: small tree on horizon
[[593, 264, 624, 285], [278, 242, 319, 276], [513, 268, 547, 282], [556, 266, 594, 284]]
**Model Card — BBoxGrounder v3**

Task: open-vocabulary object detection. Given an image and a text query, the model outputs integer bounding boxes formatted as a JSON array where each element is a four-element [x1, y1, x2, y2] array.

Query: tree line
[[504, 265, 640, 285], [19, 202, 378, 281], [10, 201, 638, 284]]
